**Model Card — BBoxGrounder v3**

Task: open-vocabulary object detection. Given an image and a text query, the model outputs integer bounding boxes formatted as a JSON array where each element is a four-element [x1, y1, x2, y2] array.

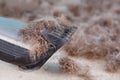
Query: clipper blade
[[0, 17, 77, 69]]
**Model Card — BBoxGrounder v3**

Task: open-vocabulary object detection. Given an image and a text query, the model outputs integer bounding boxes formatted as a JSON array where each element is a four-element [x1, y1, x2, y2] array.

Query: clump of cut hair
[[105, 60, 119, 73], [20, 17, 60, 56], [78, 72, 93, 80], [68, 4, 80, 17], [59, 57, 92, 80], [59, 57, 81, 74], [105, 52, 120, 73], [64, 14, 120, 61], [53, 8, 74, 22]]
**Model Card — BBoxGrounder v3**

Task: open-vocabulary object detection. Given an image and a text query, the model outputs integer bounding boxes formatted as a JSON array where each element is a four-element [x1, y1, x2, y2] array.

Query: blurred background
[[0, 0, 120, 80], [0, 0, 119, 23]]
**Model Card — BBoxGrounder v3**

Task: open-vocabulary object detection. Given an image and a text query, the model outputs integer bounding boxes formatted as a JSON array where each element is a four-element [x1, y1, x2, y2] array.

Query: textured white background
[[0, 51, 120, 80]]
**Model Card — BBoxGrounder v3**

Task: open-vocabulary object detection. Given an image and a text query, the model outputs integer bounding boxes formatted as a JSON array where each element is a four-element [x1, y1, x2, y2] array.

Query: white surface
[[0, 51, 120, 80]]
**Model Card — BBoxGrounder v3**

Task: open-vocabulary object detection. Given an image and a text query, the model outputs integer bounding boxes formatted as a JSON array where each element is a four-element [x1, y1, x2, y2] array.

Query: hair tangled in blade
[[20, 17, 60, 57]]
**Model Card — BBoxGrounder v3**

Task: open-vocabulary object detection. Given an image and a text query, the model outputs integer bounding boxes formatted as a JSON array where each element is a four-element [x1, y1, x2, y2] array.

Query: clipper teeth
[[48, 26, 77, 41]]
